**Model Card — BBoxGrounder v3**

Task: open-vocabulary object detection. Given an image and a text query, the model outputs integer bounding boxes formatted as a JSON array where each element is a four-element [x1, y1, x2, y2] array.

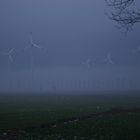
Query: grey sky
[[0, 0, 140, 92]]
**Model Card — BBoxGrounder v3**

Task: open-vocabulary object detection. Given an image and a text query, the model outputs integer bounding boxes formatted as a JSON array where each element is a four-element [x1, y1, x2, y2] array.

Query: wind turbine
[[0, 48, 15, 89], [103, 53, 114, 65], [25, 32, 43, 72], [24, 32, 42, 50], [82, 58, 93, 69], [0, 48, 15, 62], [0, 48, 15, 72], [24, 32, 43, 92]]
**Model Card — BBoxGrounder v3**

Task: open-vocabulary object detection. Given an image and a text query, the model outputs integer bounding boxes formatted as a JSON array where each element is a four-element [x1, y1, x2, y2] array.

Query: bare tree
[[105, 0, 140, 30]]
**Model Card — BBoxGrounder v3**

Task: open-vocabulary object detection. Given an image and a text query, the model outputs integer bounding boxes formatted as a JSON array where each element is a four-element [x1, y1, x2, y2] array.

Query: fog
[[0, 0, 140, 93]]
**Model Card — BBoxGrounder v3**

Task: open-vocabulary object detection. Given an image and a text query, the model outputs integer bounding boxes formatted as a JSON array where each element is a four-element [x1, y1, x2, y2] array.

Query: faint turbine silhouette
[[24, 32, 43, 92], [82, 58, 93, 68], [0, 48, 15, 88], [0, 48, 15, 62], [24, 32, 42, 50], [104, 53, 114, 65], [0, 48, 15, 72], [25, 32, 42, 72]]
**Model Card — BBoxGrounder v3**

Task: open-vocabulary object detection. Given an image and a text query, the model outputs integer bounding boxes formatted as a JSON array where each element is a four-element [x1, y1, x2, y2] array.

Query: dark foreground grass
[[0, 91, 140, 139], [28, 112, 140, 140]]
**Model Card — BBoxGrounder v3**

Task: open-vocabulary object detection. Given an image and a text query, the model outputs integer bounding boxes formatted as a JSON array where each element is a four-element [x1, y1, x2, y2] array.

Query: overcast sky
[[0, 0, 140, 92]]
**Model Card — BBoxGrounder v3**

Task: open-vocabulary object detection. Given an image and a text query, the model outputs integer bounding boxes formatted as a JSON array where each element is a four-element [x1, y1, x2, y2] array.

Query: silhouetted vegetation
[[106, 0, 140, 30]]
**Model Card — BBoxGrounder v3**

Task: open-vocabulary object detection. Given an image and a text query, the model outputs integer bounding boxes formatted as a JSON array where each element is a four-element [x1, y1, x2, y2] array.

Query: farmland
[[0, 91, 140, 139]]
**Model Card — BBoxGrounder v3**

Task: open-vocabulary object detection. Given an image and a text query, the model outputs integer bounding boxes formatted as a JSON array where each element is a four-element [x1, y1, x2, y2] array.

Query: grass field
[[0, 91, 140, 139]]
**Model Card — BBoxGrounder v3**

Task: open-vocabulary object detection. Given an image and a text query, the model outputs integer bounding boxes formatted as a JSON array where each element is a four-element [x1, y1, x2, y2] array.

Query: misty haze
[[0, 0, 140, 139]]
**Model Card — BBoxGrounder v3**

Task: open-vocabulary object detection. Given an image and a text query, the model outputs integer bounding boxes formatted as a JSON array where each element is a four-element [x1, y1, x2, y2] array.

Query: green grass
[[0, 92, 140, 129], [32, 113, 140, 140], [0, 91, 140, 139]]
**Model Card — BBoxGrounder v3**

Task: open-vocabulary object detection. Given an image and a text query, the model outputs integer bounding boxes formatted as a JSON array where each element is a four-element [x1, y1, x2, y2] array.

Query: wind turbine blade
[[29, 32, 42, 49], [9, 55, 13, 62], [82, 58, 92, 68], [103, 52, 114, 64], [108, 54, 114, 64], [33, 43, 41, 48], [9, 48, 15, 54], [109, 59, 114, 64], [87, 59, 90, 63]]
